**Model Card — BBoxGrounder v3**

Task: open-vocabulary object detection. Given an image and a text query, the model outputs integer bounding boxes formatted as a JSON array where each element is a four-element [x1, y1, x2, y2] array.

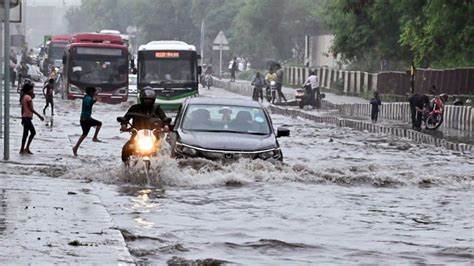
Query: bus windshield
[[49, 43, 67, 60], [140, 59, 194, 84], [70, 47, 128, 85]]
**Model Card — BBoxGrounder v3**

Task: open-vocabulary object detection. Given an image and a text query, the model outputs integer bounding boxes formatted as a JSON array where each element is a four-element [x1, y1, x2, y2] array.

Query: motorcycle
[[422, 104, 444, 130], [117, 115, 170, 180], [266, 80, 277, 103], [296, 85, 325, 109], [203, 74, 213, 90]]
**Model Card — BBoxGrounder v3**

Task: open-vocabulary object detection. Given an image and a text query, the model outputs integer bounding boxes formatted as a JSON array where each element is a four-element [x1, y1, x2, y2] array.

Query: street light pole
[[3, 0, 11, 160]]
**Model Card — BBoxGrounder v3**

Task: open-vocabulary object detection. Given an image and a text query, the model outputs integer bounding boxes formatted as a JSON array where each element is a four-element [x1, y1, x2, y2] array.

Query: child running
[[42, 78, 55, 116], [72, 87, 102, 156]]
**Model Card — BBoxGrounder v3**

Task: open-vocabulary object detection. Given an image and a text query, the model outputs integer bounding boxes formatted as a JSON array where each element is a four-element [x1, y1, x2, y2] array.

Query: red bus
[[43, 34, 71, 73], [62, 33, 129, 103]]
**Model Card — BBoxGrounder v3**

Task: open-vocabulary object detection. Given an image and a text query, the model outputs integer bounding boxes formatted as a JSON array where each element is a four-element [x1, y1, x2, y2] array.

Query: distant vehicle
[[168, 97, 290, 161], [137, 41, 201, 110], [128, 74, 138, 97], [42, 35, 71, 74], [62, 33, 129, 103], [99, 29, 130, 48]]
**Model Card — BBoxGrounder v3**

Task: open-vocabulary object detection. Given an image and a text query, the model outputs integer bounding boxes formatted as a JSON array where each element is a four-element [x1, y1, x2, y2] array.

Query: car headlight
[[176, 143, 198, 156], [69, 84, 82, 93], [182, 146, 198, 156], [259, 149, 281, 160]]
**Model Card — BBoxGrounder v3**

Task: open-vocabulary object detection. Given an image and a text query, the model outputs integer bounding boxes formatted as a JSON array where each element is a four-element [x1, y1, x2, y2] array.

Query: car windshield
[[182, 104, 271, 135], [140, 58, 193, 84], [70, 47, 128, 85]]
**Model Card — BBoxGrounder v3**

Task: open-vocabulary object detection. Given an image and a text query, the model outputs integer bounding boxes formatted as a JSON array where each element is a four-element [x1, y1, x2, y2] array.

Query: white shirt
[[305, 75, 319, 89]]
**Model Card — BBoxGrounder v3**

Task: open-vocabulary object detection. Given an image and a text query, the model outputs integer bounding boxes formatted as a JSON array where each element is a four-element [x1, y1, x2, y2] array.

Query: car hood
[[178, 130, 278, 151]]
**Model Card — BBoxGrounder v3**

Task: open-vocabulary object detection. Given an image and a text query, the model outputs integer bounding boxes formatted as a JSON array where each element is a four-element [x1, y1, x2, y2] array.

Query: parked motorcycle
[[422, 95, 448, 130], [423, 107, 444, 130], [296, 85, 325, 109]]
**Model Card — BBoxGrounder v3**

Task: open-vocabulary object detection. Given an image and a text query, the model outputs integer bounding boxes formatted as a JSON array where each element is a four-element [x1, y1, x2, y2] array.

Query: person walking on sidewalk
[[275, 64, 287, 103], [370, 91, 382, 123], [42, 78, 55, 116], [19, 83, 44, 155], [229, 57, 238, 82], [72, 87, 102, 156]]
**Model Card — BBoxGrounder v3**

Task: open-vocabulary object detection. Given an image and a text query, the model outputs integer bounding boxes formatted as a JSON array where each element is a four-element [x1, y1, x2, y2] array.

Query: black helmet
[[23, 78, 33, 86], [139, 86, 156, 103]]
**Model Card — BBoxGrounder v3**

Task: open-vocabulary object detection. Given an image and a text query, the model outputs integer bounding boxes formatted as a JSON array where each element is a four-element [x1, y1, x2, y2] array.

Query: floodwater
[[5, 85, 474, 264], [86, 114, 473, 265]]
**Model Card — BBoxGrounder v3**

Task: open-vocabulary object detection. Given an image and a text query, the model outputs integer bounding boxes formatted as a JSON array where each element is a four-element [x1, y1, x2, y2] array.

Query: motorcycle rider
[[251, 72, 265, 102], [265, 69, 277, 103], [203, 64, 214, 89], [119, 87, 170, 162], [303, 70, 320, 108]]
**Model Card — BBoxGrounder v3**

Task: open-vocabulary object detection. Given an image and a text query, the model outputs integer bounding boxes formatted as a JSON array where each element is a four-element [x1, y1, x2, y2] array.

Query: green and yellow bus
[[137, 41, 200, 110]]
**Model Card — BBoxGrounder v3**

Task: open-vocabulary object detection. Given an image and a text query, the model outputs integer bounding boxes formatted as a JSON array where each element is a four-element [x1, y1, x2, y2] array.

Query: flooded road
[[3, 85, 473, 264], [89, 112, 473, 265]]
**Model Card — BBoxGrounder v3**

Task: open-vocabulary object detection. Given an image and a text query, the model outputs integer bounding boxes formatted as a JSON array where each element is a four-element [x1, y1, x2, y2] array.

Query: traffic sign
[[213, 31, 229, 45], [0, 0, 21, 23], [212, 45, 229, 51]]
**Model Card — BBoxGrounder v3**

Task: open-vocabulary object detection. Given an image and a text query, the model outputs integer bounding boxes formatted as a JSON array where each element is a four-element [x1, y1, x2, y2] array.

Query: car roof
[[185, 97, 263, 108]]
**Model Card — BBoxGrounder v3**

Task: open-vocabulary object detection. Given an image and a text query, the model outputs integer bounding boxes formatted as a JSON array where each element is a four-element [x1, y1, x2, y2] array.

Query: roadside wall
[[269, 106, 473, 154], [214, 78, 473, 132], [284, 66, 474, 97]]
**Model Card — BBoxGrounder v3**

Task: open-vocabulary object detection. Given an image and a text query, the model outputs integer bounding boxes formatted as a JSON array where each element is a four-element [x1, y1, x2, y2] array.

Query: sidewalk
[[0, 84, 134, 264], [0, 174, 133, 264]]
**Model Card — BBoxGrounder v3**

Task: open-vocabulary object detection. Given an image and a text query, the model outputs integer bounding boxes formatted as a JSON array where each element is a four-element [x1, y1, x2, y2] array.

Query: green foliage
[[399, 0, 474, 67], [322, 0, 473, 69], [66, 0, 322, 68]]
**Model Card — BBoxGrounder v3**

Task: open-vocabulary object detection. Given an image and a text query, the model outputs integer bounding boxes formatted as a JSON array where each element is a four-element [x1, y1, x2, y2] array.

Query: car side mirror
[[117, 117, 126, 123], [277, 127, 290, 138], [197, 66, 202, 75]]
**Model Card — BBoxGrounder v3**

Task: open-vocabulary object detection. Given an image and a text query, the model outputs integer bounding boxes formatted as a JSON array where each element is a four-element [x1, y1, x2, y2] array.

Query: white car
[[129, 74, 138, 96]]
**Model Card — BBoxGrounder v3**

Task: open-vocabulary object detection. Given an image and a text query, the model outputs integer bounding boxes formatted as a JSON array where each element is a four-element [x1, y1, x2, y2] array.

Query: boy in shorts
[[72, 87, 102, 156]]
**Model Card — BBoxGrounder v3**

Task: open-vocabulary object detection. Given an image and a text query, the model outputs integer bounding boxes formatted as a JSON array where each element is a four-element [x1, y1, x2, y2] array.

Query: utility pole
[[3, 0, 11, 160], [0, 22, 3, 133], [200, 20, 205, 63]]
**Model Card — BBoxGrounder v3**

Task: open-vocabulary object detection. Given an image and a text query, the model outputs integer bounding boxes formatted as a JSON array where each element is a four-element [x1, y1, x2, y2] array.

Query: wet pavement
[[0, 84, 472, 264]]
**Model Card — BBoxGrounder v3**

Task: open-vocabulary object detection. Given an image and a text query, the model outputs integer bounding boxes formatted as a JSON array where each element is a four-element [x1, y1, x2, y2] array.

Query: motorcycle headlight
[[136, 135, 157, 153]]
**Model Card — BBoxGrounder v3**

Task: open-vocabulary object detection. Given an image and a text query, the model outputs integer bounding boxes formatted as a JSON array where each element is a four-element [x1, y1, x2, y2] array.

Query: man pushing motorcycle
[[118, 87, 171, 163]]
